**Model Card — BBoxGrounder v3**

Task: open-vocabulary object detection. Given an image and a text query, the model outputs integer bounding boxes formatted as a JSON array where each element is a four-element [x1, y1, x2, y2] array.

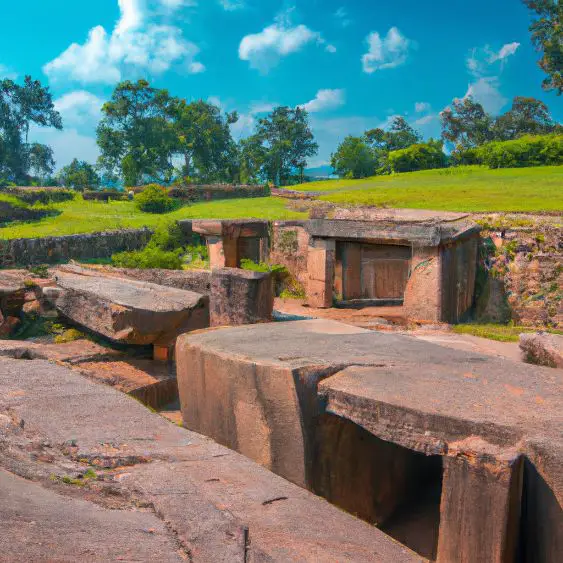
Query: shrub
[[474, 134, 563, 168], [388, 140, 447, 173], [112, 246, 183, 269], [134, 184, 178, 214], [4, 187, 75, 205]]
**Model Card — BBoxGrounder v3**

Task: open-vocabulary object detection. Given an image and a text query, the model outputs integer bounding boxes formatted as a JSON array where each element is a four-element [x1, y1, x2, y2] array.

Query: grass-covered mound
[[293, 165, 563, 212]]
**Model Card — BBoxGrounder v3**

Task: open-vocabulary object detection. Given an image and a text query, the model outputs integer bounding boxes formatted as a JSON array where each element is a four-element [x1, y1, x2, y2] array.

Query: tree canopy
[[523, 1, 562, 95], [58, 159, 100, 190], [0, 76, 62, 184]]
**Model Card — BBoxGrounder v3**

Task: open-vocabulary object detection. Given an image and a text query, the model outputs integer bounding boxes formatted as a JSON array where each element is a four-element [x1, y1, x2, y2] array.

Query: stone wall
[[0, 229, 152, 268], [270, 221, 309, 287]]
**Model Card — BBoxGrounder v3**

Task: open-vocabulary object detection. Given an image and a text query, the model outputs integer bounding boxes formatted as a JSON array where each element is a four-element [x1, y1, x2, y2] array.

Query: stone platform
[[176, 319, 562, 561], [0, 355, 421, 562]]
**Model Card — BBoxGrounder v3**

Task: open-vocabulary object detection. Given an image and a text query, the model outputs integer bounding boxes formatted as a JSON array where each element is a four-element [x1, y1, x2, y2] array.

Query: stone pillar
[[403, 246, 442, 322], [211, 268, 273, 327], [207, 236, 226, 269], [437, 446, 523, 563], [307, 238, 335, 308]]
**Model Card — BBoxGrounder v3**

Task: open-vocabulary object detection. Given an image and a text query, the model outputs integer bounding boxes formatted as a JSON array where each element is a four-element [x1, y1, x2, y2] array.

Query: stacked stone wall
[[0, 229, 152, 268]]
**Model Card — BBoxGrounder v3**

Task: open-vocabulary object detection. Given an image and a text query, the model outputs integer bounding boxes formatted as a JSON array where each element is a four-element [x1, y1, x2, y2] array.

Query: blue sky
[[1, 0, 561, 169]]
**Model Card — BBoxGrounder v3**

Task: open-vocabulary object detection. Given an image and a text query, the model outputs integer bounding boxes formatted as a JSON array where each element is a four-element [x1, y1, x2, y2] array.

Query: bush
[[111, 222, 186, 270], [112, 246, 183, 269], [474, 134, 563, 168], [134, 184, 178, 214], [388, 140, 447, 173]]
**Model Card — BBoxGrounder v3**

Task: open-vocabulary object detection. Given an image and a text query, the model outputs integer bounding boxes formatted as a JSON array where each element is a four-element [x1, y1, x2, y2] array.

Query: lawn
[[0, 196, 306, 239], [292, 166, 563, 212]]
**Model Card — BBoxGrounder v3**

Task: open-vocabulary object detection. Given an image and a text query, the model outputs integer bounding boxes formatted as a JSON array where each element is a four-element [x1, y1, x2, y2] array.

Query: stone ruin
[[0, 213, 561, 561]]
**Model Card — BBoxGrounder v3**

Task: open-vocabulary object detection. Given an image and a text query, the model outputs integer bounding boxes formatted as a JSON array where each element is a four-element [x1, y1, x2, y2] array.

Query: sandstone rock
[[210, 267, 273, 327], [53, 270, 209, 346], [520, 332, 563, 369]]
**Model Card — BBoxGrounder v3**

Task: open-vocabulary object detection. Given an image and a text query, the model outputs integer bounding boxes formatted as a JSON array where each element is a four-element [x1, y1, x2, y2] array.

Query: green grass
[[0, 196, 306, 239], [292, 166, 563, 212], [452, 323, 563, 343]]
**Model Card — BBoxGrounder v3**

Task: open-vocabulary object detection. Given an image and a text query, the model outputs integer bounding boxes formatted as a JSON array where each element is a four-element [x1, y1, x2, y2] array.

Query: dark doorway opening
[[313, 414, 442, 560], [518, 458, 562, 562]]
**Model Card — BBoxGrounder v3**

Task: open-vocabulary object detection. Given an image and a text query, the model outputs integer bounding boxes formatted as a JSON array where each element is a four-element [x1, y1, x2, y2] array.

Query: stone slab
[[53, 269, 210, 346], [0, 356, 421, 562]]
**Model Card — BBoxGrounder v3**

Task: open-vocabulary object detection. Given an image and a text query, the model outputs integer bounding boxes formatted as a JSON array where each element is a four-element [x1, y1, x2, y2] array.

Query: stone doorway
[[335, 242, 412, 304]]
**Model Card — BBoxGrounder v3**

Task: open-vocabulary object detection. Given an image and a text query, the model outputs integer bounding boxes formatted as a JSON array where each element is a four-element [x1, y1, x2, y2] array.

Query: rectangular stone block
[[210, 268, 273, 327]]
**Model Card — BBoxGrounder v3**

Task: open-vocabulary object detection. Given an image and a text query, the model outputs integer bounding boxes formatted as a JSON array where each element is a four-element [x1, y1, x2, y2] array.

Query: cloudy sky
[[1, 0, 560, 169]]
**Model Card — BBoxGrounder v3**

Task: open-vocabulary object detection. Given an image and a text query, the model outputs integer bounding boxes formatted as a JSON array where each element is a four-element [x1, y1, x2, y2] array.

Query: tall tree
[[58, 159, 100, 190], [365, 117, 422, 153], [250, 107, 318, 185], [523, 1, 562, 94], [331, 136, 377, 179], [171, 99, 238, 181], [494, 96, 558, 139], [0, 76, 61, 183], [441, 97, 494, 149], [97, 80, 176, 187], [28, 143, 55, 182]]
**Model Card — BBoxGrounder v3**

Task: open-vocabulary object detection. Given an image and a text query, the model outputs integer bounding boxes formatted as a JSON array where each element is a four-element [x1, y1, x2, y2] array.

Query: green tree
[[331, 136, 377, 178], [239, 136, 267, 184], [493, 96, 559, 140], [58, 158, 100, 190], [96, 80, 176, 187], [250, 107, 318, 185], [171, 99, 238, 182], [523, 1, 562, 94], [28, 143, 55, 182], [365, 116, 422, 153], [441, 97, 494, 150], [0, 76, 62, 183]]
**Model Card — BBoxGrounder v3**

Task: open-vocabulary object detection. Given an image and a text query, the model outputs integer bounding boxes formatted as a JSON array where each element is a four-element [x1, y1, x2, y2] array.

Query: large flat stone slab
[[175, 319, 562, 561], [53, 269, 209, 346], [0, 356, 421, 562]]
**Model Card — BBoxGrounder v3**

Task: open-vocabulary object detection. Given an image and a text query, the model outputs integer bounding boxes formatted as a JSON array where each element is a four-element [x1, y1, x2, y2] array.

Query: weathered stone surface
[[176, 319, 562, 561], [211, 267, 273, 327], [520, 332, 563, 368], [0, 356, 420, 562], [61, 264, 213, 295], [53, 269, 209, 346]]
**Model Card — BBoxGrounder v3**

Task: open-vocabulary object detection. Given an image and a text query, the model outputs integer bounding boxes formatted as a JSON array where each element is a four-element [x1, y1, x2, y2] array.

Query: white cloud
[[489, 42, 520, 63], [54, 91, 104, 127], [299, 89, 345, 113], [467, 42, 521, 77], [43, 0, 203, 84], [464, 76, 507, 114], [362, 27, 414, 73], [239, 11, 332, 72], [334, 7, 351, 27], [415, 101, 431, 113], [249, 101, 277, 114], [219, 0, 245, 10]]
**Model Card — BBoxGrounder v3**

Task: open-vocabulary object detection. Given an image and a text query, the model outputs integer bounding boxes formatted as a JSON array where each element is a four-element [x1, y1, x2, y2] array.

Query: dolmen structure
[[306, 209, 480, 323], [177, 319, 562, 562]]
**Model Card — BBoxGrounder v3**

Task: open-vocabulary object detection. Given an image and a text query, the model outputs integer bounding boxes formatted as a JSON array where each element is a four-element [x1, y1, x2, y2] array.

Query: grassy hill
[[0, 165, 561, 239], [293, 165, 563, 212], [0, 196, 306, 239]]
